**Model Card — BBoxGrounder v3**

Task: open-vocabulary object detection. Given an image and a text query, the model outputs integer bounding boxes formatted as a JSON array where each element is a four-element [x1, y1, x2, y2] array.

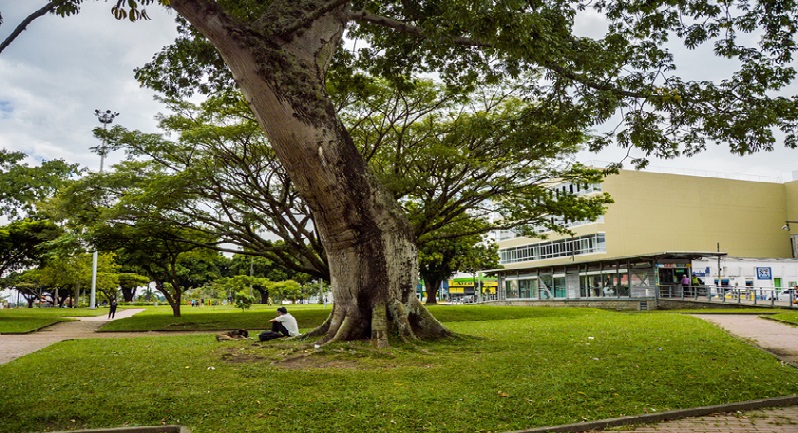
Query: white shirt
[[275, 313, 300, 336]]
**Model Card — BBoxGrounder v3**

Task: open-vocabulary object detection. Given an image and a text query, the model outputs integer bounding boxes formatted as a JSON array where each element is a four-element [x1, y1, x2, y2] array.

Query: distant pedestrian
[[680, 274, 690, 293], [108, 299, 118, 319]]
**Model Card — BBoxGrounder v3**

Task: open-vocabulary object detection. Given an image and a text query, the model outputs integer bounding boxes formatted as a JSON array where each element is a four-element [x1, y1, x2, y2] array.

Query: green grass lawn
[[769, 311, 798, 325], [99, 303, 331, 332], [0, 307, 109, 334], [1, 306, 797, 433], [97, 303, 559, 332]]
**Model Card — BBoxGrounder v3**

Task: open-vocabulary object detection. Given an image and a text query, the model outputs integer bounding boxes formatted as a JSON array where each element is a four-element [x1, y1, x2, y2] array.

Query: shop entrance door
[[658, 267, 690, 297]]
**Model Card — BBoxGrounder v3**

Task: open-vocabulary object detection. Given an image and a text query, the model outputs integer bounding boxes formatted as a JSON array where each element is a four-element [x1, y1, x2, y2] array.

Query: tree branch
[[0, 1, 59, 55], [347, 10, 645, 99], [347, 10, 490, 47], [169, 0, 246, 45], [279, 0, 349, 37]]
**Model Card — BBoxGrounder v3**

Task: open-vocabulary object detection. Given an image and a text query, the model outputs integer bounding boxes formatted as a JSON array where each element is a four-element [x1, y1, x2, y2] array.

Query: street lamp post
[[89, 109, 119, 309]]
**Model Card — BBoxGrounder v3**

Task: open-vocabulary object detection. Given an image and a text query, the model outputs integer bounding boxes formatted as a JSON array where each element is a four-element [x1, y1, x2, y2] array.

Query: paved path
[[0, 309, 211, 365], [694, 314, 798, 366], [604, 406, 798, 432]]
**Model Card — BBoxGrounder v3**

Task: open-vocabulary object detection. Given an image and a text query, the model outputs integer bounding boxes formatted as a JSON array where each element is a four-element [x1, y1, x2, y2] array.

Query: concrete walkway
[[694, 314, 798, 366], [0, 308, 211, 365], [605, 406, 798, 432]]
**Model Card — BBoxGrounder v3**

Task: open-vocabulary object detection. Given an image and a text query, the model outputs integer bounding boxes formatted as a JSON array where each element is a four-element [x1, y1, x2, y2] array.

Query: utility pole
[[89, 109, 119, 309]]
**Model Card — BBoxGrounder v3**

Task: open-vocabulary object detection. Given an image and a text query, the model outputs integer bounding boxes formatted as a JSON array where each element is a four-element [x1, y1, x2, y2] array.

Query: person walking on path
[[108, 299, 118, 319]]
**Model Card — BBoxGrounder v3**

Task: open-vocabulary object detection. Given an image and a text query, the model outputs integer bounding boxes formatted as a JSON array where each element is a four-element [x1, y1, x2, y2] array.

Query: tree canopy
[[0, 219, 61, 278], [8, 0, 791, 159], [125, 0, 798, 162], [59, 78, 611, 292], [0, 149, 79, 220]]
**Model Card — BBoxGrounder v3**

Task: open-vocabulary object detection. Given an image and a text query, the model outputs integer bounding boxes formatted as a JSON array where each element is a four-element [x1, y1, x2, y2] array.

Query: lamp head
[[784, 224, 792, 231]]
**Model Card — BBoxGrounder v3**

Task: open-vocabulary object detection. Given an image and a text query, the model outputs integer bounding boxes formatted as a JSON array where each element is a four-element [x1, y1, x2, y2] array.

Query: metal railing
[[657, 284, 798, 307]]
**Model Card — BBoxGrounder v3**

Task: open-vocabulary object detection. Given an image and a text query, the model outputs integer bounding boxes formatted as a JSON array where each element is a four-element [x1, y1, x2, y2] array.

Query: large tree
[[91, 80, 608, 276], [135, 0, 798, 346], [8, 0, 798, 345], [83, 79, 609, 339]]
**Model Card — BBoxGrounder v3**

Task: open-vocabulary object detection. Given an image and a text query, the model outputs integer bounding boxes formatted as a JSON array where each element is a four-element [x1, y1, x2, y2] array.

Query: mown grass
[[0, 307, 108, 334], [97, 304, 562, 333], [101, 303, 330, 332], [769, 311, 798, 326], [1, 306, 797, 433]]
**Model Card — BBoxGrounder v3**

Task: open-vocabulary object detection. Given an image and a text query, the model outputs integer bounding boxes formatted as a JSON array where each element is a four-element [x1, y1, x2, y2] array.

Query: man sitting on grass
[[259, 307, 300, 341]]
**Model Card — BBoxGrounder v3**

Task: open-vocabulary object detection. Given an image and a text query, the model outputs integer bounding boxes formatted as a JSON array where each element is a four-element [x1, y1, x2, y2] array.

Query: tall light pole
[[89, 109, 119, 309]]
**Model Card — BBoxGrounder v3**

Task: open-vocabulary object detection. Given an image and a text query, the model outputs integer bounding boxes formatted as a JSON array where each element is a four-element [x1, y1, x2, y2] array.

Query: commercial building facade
[[492, 169, 798, 302]]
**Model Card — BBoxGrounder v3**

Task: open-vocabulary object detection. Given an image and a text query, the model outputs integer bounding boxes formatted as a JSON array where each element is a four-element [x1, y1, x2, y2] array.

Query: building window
[[499, 233, 607, 264]]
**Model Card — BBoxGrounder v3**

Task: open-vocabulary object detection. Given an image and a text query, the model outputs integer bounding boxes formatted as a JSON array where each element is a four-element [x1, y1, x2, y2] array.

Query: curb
[[46, 426, 189, 433], [504, 395, 798, 433], [761, 315, 798, 328], [697, 314, 798, 369]]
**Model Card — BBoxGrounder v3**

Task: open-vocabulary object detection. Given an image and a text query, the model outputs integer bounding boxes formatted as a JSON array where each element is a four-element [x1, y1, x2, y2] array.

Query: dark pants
[[259, 321, 289, 341]]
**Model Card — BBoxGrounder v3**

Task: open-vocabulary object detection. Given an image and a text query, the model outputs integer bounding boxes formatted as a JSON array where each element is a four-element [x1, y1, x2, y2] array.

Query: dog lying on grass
[[215, 329, 250, 341]]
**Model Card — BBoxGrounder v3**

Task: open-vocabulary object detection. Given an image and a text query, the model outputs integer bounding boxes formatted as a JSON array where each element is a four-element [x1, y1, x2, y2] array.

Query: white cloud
[[0, 1, 177, 170]]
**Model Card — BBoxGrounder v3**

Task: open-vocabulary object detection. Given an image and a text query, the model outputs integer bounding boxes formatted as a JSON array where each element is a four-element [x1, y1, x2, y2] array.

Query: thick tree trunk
[[153, 280, 181, 317], [121, 287, 136, 302], [171, 0, 451, 345], [423, 276, 443, 305], [255, 288, 269, 305]]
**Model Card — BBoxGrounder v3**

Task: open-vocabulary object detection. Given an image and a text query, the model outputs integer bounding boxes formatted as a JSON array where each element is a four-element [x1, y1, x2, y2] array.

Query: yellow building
[[494, 170, 798, 300]]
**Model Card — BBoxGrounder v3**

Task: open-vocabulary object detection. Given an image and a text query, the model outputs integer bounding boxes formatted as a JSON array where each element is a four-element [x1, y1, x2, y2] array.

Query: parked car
[[769, 288, 798, 302]]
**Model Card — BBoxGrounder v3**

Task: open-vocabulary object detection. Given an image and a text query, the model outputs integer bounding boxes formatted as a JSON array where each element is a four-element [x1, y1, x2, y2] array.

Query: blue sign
[[756, 267, 772, 280], [693, 267, 710, 277]]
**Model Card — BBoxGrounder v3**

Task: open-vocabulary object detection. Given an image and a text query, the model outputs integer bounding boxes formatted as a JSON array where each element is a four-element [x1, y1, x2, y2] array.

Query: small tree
[[270, 280, 301, 304], [459, 242, 501, 302], [234, 291, 255, 312], [118, 272, 151, 302]]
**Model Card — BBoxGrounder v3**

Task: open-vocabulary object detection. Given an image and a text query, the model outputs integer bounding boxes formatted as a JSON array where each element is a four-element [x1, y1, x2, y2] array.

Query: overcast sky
[[1, 1, 796, 182]]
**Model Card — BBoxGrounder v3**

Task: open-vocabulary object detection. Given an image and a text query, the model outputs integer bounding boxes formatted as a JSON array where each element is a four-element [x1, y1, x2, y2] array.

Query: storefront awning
[[484, 251, 728, 274]]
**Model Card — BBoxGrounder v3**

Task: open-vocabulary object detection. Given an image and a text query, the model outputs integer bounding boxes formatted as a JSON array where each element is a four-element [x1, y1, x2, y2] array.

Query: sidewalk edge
[[504, 395, 798, 433]]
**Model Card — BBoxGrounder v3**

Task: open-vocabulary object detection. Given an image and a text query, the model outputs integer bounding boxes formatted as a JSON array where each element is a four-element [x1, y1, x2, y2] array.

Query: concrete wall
[[600, 171, 790, 258], [785, 179, 798, 222], [487, 298, 792, 311], [488, 298, 655, 311], [655, 299, 792, 310], [499, 170, 794, 271]]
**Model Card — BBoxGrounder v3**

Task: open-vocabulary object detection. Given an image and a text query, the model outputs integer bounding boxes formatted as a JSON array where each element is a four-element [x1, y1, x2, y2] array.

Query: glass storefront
[[497, 254, 708, 300]]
